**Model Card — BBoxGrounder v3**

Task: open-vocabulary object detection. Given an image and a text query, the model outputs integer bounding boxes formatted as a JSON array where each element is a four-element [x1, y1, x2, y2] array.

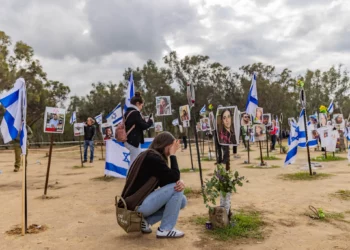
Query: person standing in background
[[270, 119, 278, 151], [84, 117, 96, 163], [13, 125, 33, 172]]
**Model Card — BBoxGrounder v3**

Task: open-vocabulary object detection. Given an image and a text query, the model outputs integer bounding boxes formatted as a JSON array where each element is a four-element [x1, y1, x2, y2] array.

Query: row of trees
[[1, 29, 350, 143], [71, 53, 350, 137]]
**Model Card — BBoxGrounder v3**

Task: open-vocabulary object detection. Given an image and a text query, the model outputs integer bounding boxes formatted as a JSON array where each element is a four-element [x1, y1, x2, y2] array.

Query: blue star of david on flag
[[123, 152, 130, 165]]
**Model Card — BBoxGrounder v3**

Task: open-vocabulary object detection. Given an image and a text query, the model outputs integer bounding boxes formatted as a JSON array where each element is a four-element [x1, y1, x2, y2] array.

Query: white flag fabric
[[105, 138, 153, 178], [70, 111, 76, 125], [94, 113, 102, 125], [106, 103, 123, 126], [297, 109, 317, 148], [172, 118, 179, 126], [124, 73, 135, 111], [245, 73, 258, 116], [327, 100, 334, 114], [0, 78, 26, 145], [284, 122, 299, 166]]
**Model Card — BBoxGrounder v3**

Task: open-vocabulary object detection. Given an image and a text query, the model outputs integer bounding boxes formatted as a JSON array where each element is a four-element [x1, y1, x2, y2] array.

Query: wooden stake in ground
[[44, 134, 54, 197], [78, 135, 84, 168], [21, 155, 26, 236], [266, 131, 269, 157], [259, 141, 264, 165], [187, 127, 195, 171], [247, 125, 250, 164]]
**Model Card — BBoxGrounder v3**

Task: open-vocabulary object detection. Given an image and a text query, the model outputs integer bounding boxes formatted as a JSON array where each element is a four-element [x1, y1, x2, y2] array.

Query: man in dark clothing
[[83, 117, 96, 163]]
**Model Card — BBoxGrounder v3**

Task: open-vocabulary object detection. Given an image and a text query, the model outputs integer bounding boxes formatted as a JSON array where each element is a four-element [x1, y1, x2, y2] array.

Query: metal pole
[[44, 134, 54, 196], [188, 127, 194, 171], [303, 108, 312, 175], [247, 125, 250, 164], [191, 109, 204, 188]]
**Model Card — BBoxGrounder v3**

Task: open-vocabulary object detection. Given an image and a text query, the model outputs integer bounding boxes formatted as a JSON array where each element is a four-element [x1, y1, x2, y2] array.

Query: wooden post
[[79, 135, 84, 167], [247, 125, 250, 164], [259, 141, 264, 165], [44, 134, 54, 196], [226, 146, 230, 171], [266, 132, 269, 158], [21, 155, 26, 236]]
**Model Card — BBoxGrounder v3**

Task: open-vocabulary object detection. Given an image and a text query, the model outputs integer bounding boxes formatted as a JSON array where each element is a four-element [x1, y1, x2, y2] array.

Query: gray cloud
[[0, 0, 349, 98]]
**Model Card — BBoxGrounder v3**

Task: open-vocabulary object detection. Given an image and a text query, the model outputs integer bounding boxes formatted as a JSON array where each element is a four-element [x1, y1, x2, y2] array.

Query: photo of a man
[[263, 114, 271, 126], [241, 112, 251, 126], [44, 107, 66, 134]]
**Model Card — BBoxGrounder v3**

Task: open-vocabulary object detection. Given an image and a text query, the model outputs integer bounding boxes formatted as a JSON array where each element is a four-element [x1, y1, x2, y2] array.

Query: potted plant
[[203, 164, 246, 222]]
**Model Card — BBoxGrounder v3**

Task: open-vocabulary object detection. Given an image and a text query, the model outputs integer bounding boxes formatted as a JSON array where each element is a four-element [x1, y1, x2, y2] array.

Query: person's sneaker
[[141, 219, 152, 234], [13, 168, 19, 172], [156, 227, 184, 238], [83, 160, 87, 163], [234, 155, 241, 159], [90, 160, 93, 163]]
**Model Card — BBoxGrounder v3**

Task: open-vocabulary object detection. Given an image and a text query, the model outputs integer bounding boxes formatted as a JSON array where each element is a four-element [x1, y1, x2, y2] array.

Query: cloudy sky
[[0, 0, 349, 97]]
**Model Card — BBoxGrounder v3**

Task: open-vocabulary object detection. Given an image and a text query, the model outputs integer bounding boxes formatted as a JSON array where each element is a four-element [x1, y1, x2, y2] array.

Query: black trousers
[[270, 135, 277, 150], [214, 131, 223, 163], [182, 136, 187, 149], [232, 146, 237, 154]]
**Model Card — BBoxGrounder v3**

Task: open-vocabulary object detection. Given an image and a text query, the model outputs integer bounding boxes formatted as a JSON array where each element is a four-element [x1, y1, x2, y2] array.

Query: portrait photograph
[[156, 96, 172, 116], [196, 122, 201, 132], [333, 114, 345, 129], [253, 124, 267, 141], [311, 129, 319, 140], [44, 107, 66, 134], [254, 107, 263, 124], [74, 123, 85, 137], [262, 113, 271, 126], [200, 117, 211, 132], [154, 122, 163, 133], [102, 123, 114, 141], [319, 113, 327, 127], [240, 112, 252, 126], [216, 106, 240, 146], [179, 105, 190, 122]]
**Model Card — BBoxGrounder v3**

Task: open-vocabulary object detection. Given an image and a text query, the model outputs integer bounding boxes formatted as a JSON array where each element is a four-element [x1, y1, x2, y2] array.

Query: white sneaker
[[156, 227, 185, 238], [141, 218, 152, 234]]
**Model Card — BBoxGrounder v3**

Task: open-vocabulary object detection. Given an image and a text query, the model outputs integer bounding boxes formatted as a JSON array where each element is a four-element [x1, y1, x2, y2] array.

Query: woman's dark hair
[[161, 97, 168, 105], [182, 109, 187, 115], [130, 92, 144, 105], [149, 132, 175, 162], [221, 109, 233, 132]]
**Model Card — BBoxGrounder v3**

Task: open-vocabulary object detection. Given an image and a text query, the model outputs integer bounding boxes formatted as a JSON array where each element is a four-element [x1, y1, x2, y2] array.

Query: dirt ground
[[1, 141, 350, 250]]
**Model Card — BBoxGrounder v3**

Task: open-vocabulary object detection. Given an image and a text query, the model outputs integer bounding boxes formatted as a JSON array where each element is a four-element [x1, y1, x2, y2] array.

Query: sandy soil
[[1, 142, 350, 250]]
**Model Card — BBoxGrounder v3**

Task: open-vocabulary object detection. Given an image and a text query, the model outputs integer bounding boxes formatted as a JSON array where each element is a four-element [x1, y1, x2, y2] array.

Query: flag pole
[[187, 126, 195, 171], [300, 88, 312, 175], [21, 155, 26, 235]]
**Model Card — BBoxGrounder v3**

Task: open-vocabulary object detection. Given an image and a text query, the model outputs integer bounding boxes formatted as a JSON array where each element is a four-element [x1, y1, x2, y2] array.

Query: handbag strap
[[116, 195, 128, 210], [124, 110, 137, 135]]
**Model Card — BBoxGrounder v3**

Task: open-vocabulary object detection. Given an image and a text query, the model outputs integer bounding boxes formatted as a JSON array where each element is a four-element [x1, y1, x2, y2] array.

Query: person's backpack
[[115, 110, 136, 142]]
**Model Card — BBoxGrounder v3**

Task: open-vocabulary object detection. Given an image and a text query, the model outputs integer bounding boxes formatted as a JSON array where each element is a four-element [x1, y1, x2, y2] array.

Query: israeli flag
[[200, 105, 206, 115], [70, 111, 76, 124], [327, 100, 334, 114], [0, 78, 26, 145], [106, 103, 122, 126], [298, 109, 317, 148], [94, 113, 102, 125], [284, 122, 299, 167], [245, 73, 258, 116], [124, 72, 135, 111], [105, 138, 153, 178]]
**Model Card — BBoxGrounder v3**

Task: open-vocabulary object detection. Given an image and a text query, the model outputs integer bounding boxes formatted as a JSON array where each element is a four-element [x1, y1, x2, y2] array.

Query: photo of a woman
[[179, 105, 190, 121], [217, 108, 237, 145], [156, 96, 172, 116], [253, 124, 266, 141], [254, 107, 263, 124], [333, 114, 345, 129], [319, 113, 327, 127]]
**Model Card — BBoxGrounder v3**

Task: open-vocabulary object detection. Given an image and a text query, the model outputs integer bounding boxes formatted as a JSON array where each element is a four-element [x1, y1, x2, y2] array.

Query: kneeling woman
[[120, 132, 187, 238]]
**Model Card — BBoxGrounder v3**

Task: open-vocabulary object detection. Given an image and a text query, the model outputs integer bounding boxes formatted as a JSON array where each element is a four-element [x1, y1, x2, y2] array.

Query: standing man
[[13, 125, 33, 172], [84, 117, 96, 163]]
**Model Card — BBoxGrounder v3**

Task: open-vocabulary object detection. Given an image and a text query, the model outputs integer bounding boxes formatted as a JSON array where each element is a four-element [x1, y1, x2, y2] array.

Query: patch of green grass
[[192, 210, 264, 241], [184, 187, 202, 198], [280, 172, 333, 181], [331, 190, 350, 200], [311, 155, 346, 162], [255, 156, 281, 160], [245, 165, 280, 169], [201, 157, 215, 161], [72, 165, 92, 169], [91, 176, 117, 182]]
